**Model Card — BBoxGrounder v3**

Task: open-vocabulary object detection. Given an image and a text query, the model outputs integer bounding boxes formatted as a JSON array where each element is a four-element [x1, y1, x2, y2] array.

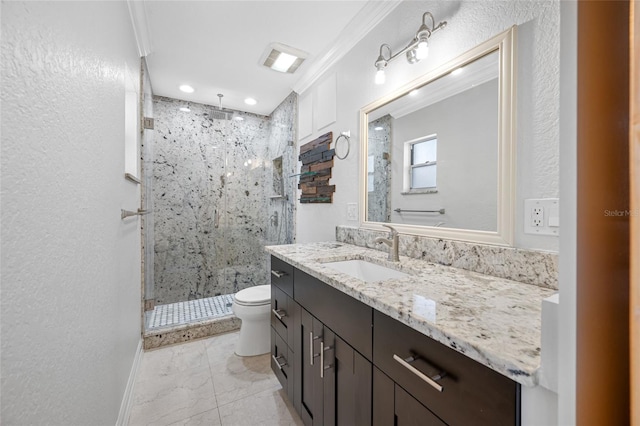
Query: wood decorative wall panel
[[298, 132, 336, 203]]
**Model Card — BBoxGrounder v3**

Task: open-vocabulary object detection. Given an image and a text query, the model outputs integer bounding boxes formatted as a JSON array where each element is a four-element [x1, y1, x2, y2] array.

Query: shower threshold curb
[[143, 315, 241, 350]]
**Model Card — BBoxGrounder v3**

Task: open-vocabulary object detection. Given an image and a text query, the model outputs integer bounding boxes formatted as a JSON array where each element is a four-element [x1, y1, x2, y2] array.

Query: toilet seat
[[234, 285, 270, 306]]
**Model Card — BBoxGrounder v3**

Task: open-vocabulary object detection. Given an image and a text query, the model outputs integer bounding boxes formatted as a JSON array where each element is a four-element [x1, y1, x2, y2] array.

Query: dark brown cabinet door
[[327, 334, 372, 426], [373, 367, 395, 426], [299, 309, 372, 426], [395, 385, 447, 426], [299, 308, 325, 426], [373, 366, 446, 426]]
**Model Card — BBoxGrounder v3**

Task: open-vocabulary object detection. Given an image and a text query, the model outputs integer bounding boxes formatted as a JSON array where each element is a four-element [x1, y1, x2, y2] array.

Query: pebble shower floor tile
[[148, 294, 234, 329]]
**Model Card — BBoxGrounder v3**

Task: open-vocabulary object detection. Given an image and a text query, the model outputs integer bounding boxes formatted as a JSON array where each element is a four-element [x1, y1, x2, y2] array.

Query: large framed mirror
[[359, 26, 516, 246]]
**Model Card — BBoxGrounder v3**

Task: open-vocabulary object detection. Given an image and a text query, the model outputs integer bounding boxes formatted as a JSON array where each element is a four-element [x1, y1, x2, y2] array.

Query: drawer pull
[[271, 270, 287, 278], [272, 309, 286, 320], [320, 341, 333, 379], [393, 354, 445, 392], [272, 354, 287, 370]]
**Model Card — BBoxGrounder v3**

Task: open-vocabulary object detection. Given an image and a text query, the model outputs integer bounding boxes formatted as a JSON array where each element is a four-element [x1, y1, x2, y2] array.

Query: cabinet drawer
[[271, 256, 294, 297], [271, 327, 294, 399], [294, 269, 373, 360], [373, 311, 520, 426], [271, 284, 294, 344]]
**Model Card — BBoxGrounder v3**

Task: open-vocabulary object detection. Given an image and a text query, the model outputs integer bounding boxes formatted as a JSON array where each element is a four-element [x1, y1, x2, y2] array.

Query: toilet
[[232, 284, 271, 356]]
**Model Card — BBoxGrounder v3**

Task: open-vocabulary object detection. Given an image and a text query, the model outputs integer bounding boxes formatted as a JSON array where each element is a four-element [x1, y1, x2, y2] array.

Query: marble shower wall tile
[[151, 94, 296, 305], [367, 115, 392, 223], [336, 226, 558, 289]]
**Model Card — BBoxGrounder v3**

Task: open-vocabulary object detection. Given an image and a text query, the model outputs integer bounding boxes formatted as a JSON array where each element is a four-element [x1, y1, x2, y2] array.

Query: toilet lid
[[234, 285, 271, 306]]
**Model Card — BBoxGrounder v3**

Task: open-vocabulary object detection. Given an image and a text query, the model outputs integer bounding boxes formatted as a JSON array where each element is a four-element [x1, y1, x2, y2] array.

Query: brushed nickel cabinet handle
[[393, 354, 445, 392], [271, 270, 287, 278], [309, 332, 321, 365], [320, 341, 325, 378], [272, 355, 287, 370], [309, 332, 314, 366], [320, 341, 332, 379], [272, 309, 286, 320]]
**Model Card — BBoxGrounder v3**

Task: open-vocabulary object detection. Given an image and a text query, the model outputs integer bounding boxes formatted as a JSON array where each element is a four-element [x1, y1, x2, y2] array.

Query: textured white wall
[[390, 80, 498, 230], [1, 2, 142, 424], [296, 0, 560, 251]]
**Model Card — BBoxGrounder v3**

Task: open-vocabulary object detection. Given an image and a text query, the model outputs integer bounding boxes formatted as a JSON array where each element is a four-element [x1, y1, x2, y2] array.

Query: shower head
[[213, 94, 233, 120]]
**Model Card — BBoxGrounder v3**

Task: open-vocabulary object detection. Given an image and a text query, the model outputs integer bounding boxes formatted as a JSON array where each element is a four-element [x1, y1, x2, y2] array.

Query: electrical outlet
[[524, 199, 559, 235], [532, 207, 543, 227]]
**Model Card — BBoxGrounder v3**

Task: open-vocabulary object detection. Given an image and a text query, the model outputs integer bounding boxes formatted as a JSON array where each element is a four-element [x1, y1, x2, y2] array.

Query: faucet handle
[[382, 224, 398, 236]]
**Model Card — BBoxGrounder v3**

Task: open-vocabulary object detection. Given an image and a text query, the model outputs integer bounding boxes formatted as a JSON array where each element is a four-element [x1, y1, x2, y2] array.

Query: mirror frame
[[359, 26, 516, 246]]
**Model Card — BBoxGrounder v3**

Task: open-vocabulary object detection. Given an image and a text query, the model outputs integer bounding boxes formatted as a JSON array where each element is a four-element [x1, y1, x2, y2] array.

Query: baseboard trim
[[116, 339, 143, 426]]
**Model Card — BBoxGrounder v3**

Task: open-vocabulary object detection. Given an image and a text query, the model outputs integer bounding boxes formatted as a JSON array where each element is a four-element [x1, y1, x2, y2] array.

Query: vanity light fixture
[[374, 12, 447, 85]]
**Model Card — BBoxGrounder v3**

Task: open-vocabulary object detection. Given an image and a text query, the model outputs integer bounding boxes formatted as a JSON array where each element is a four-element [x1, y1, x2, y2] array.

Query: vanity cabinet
[[373, 310, 520, 426], [270, 256, 520, 426], [294, 269, 373, 426], [270, 257, 296, 401], [270, 256, 373, 426]]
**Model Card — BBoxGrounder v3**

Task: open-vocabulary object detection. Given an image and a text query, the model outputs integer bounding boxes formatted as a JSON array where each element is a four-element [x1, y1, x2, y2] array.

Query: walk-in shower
[[141, 91, 297, 339]]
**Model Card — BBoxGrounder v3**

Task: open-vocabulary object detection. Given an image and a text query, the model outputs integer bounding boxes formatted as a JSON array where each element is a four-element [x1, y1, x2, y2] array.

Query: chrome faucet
[[375, 224, 399, 262]]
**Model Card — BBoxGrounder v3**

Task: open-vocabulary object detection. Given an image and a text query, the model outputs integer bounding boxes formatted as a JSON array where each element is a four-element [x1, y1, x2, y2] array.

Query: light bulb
[[415, 41, 429, 60], [375, 69, 386, 85], [406, 49, 419, 64]]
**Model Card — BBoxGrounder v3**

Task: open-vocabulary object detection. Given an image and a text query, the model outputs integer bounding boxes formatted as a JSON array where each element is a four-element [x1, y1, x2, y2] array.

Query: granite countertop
[[265, 242, 556, 387]]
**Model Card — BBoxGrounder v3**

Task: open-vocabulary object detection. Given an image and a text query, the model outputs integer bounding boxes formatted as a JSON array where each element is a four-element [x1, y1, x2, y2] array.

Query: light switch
[[347, 203, 358, 221], [548, 206, 560, 227]]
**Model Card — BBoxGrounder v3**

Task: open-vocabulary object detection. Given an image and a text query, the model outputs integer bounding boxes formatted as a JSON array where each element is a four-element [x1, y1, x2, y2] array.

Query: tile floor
[[146, 295, 235, 330], [128, 331, 303, 426]]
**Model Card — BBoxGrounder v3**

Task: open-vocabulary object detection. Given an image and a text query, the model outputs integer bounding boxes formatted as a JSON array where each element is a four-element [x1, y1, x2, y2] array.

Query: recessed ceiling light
[[261, 43, 308, 74], [179, 106, 190, 112], [244, 98, 257, 106], [179, 84, 194, 93]]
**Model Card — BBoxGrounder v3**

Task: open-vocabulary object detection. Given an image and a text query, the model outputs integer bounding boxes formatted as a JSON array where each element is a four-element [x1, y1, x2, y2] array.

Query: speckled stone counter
[[265, 242, 556, 387]]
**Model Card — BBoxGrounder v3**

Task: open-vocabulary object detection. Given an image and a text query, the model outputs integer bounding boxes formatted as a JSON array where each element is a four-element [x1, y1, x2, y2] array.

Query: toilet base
[[232, 302, 271, 357], [235, 318, 270, 356]]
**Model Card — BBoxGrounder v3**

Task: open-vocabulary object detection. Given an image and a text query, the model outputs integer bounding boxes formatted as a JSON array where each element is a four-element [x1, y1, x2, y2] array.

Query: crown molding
[[127, 0, 153, 57], [292, 0, 402, 95]]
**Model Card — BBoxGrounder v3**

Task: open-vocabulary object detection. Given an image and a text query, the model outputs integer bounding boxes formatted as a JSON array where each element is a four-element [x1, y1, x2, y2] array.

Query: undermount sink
[[323, 259, 409, 283]]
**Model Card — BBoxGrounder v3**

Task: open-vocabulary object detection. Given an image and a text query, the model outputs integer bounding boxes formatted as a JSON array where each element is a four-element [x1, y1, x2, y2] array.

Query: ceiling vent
[[261, 43, 308, 74]]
